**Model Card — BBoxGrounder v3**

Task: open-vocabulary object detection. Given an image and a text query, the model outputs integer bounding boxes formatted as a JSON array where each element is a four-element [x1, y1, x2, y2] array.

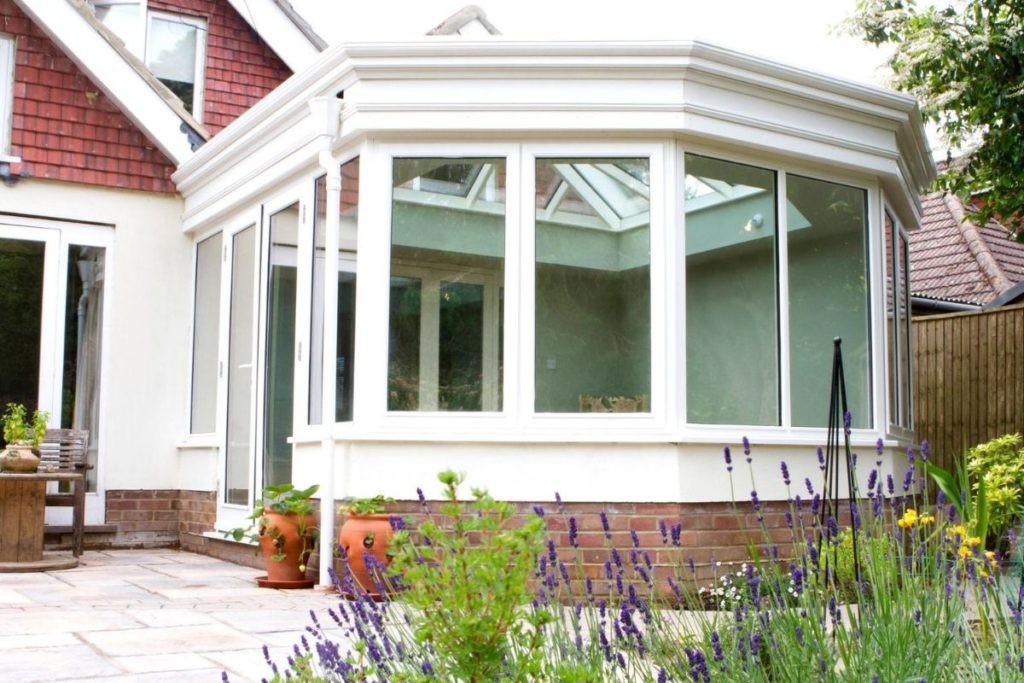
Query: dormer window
[[91, 1, 207, 121]]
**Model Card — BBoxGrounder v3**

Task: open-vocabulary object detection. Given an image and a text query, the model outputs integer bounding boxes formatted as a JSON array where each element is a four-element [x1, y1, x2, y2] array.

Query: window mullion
[[777, 172, 791, 428]]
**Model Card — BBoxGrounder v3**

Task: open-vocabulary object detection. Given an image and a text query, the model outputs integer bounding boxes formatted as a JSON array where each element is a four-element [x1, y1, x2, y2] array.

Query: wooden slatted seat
[[37, 429, 90, 557]]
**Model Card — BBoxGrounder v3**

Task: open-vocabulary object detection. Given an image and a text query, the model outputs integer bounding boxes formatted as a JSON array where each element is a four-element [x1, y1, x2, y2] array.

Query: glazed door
[[0, 219, 111, 525]]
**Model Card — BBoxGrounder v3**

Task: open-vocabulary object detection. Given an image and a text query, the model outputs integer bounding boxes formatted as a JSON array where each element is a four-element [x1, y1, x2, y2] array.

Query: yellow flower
[[958, 545, 972, 559], [919, 514, 936, 525], [968, 536, 982, 547], [946, 524, 968, 540], [898, 509, 919, 528], [985, 551, 998, 570]]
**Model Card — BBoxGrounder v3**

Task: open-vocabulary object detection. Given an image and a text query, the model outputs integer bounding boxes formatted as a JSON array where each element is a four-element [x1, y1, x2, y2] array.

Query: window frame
[[0, 32, 17, 161], [187, 229, 223, 437], [884, 205, 914, 434], [144, 9, 207, 122]]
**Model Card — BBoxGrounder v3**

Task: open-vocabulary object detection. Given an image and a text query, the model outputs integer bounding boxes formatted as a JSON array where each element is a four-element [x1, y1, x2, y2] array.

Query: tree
[[846, 0, 1024, 240]]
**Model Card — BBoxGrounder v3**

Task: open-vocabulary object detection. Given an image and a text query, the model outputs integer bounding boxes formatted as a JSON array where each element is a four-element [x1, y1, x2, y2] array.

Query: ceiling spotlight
[[744, 213, 764, 232]]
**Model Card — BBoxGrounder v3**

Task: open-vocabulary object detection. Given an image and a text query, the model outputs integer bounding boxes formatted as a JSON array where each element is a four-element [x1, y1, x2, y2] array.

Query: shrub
[[968, 433, 1024, 544]]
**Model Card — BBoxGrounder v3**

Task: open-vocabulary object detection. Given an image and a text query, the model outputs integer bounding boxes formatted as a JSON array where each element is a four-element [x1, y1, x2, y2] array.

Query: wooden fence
[[913, 303, 1024, 473]]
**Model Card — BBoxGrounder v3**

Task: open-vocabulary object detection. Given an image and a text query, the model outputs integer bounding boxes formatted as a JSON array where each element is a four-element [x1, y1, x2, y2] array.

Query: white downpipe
[[311, 96, 343, 590]]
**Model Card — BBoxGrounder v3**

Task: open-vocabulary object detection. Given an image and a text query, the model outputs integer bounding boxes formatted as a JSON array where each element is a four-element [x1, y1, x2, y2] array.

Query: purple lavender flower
[[630, 529, 641, 548], [875, 438, 884, 456], [785, 510, 794, 529], [688, 556, 696, 574], [658, 669, 668, 683], [611, 547, 623, 569], [805, 477, 815, 496], [914, 608, 922, 626], [711, 630, 724, 661], [600, 511, 611, 539], [723, 446, 733, 472], [907, 446, 916, 468], [867, 469, 878, 493], [671, 524, 682, 547], [817, 446, 826, 471], [555, 491, 564, 512], [533, 505, 545, 518], [887, 474, 895, 496], [416, 487, 427, 508], [791, 566, 804, 596], [750, 632, 762, 657], [750, 490, 761, 510], [780, 461, 791, 486], [659, 518, 668, 544], [902, 468, 913, 492], [743, 436, 751, 461], [795, 624, 804, 645], [811, 493, 821, 516], [920, 440, 929, 462]]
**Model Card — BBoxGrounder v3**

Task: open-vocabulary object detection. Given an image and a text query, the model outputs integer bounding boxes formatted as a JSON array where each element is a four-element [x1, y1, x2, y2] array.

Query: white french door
[[0, 217, 112, 525]]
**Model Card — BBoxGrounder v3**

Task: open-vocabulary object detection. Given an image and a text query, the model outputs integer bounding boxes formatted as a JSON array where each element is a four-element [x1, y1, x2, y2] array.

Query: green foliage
[[223, 483, 319, 564], [833, 527, 896, 602], [846, 1, 1024, 240], [967, 433, 1024, 543], [344, 494, 393, 516], [387, 469, 550, 682], [926, 457, 990, 543], [2, 402, 49, 448]]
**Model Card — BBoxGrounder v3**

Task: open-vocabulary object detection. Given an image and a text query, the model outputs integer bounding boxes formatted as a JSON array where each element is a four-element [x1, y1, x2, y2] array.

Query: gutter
[[911, 296, 981, 313]]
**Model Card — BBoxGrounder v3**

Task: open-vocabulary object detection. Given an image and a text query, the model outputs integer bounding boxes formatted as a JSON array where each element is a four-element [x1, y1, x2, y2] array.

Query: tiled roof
[[910, 191, 1024, 305]]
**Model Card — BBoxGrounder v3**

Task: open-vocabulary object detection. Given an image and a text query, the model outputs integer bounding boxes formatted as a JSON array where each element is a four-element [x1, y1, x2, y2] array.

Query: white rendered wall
[[0, 180, 195, 492]]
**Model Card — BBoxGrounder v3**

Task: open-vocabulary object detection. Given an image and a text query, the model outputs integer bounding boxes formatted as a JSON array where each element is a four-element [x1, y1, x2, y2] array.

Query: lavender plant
[[252, 436, 1024, 682]]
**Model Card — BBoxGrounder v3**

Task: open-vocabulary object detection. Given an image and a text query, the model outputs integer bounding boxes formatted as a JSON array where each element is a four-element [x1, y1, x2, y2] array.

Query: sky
[[288, 0, 939, 153]]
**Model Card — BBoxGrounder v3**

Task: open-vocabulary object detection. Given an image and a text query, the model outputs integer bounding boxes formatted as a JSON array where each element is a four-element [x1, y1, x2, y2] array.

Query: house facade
[[0, 1, 936, 584], [0, 0, 318, 546]]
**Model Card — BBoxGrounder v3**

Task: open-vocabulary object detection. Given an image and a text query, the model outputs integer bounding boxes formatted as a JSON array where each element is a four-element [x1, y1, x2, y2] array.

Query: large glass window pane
[[0, 238, 44, 429], [61, 245, 106, 491], [225, 226, 255, 505], [146, 14, 202, 115], [898, 233, 912, 427], [884, 211, 898, 425], [264, 204, 298, 487], [309, 158, 359, 424], [534, 158, 650, 413], [787, 176, 871, 428], [191, 234, 221, 433], [389, 158, 505, 412], [684, 155, 778, 425]]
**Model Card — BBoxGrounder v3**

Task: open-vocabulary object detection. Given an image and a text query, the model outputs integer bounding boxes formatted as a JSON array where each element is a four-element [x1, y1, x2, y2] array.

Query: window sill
[[177, 435, 219, 449], [0, 154, 21, 164]]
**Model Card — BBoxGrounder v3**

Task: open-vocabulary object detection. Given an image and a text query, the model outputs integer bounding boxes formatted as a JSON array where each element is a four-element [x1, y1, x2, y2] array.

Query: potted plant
[[225, 483, 320, 588], [338, 494, 396, 597], [0, 403, 48, 473]]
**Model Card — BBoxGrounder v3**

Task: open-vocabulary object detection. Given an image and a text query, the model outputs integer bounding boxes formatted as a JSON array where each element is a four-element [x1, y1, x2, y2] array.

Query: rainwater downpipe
[[310, 95, 344, 590]]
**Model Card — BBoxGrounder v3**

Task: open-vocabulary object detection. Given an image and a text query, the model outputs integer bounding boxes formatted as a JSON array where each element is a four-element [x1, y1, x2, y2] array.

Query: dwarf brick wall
[[149, 0, 292, 134], [0, 0, 177, 192], [105, 489, 181, 546], [327, 500, 795, 595]]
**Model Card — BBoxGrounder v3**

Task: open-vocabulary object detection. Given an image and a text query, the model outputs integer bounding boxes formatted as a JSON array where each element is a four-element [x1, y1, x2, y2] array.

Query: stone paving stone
[[206, 646, 295, 682], [5, 643, 125, 682], [129, 608, 219, 628], [60, 668, 228, 682], [0, 587, 33, 605], [0, 609, 144, 635], [110, 652, 216, 674], [0, 632, 80, 649], [80, 623, 262, 657], [210, 607, 324, 634]]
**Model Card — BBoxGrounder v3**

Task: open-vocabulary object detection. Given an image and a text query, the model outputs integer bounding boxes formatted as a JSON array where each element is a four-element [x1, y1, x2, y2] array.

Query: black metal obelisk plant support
[[818, 337, 862, 592]]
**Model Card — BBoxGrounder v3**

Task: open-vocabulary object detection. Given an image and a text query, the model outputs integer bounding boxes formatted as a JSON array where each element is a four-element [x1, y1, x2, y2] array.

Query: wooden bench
[[37, 429, 90, 557]]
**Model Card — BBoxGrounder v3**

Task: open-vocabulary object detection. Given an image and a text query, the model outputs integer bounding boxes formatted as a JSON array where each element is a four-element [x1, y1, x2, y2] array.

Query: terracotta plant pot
[[0, 444, 40, 473], [339, 513, 394, 596], [258, 509, 317, 584]]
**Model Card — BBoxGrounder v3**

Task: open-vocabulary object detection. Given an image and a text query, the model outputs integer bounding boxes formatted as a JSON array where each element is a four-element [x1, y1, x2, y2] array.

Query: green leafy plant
[[224, 483, 319, 564], [967, 433, 1024, 544], [925, 457, 989, 544], [2, 402, 49, 448], [343, 494, 393, 516], [386, 469, 550, 682]]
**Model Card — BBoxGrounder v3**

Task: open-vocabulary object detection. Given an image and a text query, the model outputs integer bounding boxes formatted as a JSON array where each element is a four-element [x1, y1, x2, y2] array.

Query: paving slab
[[3, 549, 330, 682]]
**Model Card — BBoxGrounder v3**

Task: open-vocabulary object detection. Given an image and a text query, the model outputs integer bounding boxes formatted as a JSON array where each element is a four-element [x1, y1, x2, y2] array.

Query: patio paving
[[0, 549, 344, 682]]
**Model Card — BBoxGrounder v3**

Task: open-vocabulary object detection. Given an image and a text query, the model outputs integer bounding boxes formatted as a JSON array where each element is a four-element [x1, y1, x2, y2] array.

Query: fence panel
[[913, 303, 1024, 473]]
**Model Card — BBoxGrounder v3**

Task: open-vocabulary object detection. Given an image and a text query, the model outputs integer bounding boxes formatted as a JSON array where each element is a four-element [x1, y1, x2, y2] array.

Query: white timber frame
[[171, 39, 935, 518]]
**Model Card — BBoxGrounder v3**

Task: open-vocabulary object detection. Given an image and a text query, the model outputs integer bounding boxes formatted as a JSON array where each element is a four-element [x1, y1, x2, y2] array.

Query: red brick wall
[[105, 489, 180, 546], [1, 0, 177, 192], [148, 0, 292, 134]]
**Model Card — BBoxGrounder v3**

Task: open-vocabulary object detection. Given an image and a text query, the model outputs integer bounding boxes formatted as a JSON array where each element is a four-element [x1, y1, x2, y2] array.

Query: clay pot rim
[[344, 512, 392, 520]]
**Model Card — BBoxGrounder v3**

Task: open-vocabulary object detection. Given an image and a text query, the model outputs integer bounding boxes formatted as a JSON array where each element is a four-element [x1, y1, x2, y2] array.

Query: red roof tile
[[910, 192, 1024, 305]]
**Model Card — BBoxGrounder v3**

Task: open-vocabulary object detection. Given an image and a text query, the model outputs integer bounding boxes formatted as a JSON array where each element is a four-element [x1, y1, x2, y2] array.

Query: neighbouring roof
[[910, 191, 1024, 306]]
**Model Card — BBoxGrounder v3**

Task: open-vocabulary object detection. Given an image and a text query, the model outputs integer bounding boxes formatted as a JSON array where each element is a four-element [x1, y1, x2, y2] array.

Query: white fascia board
[[175, 39, 934, 223], [15, 0, 194, 165], [225, 0, 322, 72]]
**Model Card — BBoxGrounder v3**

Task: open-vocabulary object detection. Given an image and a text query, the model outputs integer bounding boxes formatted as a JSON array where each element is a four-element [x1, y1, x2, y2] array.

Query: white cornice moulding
[[173, 39, 934, 225]]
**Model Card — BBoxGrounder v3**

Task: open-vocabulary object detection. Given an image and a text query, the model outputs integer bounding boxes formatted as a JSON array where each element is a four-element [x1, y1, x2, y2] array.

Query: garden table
[[0, 471, 81, 571]]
